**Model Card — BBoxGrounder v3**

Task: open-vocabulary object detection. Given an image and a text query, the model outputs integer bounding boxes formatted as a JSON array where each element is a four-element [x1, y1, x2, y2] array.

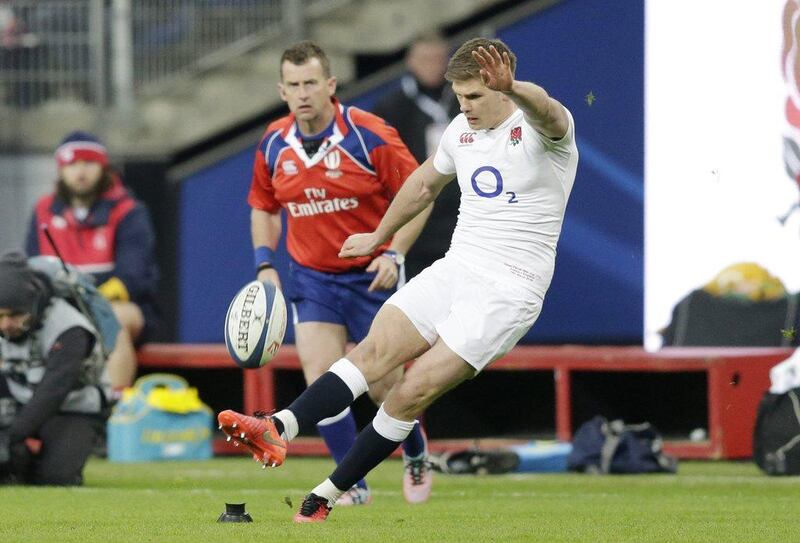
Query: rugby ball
[[224, 280, 287, 369]]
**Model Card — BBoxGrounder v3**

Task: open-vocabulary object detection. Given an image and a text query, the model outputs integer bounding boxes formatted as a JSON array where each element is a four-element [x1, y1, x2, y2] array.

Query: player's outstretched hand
[[472, 45, 513, 93], [339, 232, 381, 259]]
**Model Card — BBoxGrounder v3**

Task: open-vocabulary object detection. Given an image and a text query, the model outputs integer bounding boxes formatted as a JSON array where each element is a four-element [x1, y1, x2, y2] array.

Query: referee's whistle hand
[[366, 256, 398, 292]]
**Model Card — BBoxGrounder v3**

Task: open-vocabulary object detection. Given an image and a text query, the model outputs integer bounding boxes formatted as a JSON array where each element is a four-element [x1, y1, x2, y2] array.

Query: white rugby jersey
[[433, 107, 578, 299]]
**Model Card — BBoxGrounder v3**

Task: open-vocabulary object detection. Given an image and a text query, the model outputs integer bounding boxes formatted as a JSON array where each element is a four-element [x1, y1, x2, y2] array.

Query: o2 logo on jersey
[[459, 132, 476, 145], [471, 166, 517, 203], [471, 166, 503, 197]]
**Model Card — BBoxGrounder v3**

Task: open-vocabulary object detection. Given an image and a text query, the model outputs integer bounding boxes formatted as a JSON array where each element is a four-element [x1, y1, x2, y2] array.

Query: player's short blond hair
[[445, 37, 516, 82], [280, 40, 331, 79]]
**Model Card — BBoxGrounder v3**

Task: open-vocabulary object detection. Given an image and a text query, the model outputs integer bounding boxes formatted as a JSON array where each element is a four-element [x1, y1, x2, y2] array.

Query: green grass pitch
[[1, 457, 798, 542]]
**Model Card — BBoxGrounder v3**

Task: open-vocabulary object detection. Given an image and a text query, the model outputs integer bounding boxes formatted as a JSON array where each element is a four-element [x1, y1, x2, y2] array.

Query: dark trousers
[[0, 379, 103, 486], [27, 414, 103, 485]]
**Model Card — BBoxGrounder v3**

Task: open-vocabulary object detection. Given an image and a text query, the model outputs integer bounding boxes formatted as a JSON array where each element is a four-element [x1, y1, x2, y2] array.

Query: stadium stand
[[1, 0, 510, 154]]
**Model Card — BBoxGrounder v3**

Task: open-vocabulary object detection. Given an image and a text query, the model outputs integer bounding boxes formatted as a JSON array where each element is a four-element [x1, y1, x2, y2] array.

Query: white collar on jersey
[[284, 103, 345, 168]]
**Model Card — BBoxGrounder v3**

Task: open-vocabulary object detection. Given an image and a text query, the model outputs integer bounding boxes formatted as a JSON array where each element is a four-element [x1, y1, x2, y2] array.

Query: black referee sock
[[286, 371, 356, 433], [329, 423, 400, 491]]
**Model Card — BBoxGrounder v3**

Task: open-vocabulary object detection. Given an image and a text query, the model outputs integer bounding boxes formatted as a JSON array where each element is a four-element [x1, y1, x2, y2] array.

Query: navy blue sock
[[329, 422, 401, 492], [287, 371, 356, 433], [317, 411, 367, 490], [401, 423, 426, 458]]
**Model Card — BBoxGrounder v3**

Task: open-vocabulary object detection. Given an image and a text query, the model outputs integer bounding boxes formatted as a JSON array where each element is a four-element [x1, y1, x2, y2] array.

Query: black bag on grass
[[431, 448, 521, 475], [753, 387, 800, 475], [567, 416, 677, 474]]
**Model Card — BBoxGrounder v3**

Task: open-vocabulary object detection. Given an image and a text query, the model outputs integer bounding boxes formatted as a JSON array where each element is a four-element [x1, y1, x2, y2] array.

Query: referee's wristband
[[254, 246, 276, 272]]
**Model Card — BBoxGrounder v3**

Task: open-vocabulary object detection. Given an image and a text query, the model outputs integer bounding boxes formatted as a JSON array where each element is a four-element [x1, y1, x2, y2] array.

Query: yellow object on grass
[[145, 386, 206, 414], [119, 374, 210, 415], [108, 373, 213, 461], [98, 276, 130, 302]]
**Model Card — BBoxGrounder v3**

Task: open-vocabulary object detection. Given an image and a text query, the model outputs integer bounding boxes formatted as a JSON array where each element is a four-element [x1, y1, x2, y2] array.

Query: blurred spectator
[[0, 0, 40, 107], [0, 252, 111, 485], [0, 1, 39, 49], [25, 131, 160, 390], [0, 1, 19, 49], [372, 32, 462, 279]]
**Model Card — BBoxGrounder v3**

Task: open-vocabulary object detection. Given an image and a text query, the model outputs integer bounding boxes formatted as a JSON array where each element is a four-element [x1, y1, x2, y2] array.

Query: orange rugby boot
[[217, 409, 287, 468]]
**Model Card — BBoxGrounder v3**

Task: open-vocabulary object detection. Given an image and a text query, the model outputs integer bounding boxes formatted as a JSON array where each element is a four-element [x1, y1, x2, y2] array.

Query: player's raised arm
[[472, 45, 569, 139], [339, 157, 453, 259]]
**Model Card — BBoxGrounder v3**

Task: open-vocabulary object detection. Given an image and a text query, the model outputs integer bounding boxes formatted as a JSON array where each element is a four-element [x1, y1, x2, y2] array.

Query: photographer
[[0, 252, 110, 485]]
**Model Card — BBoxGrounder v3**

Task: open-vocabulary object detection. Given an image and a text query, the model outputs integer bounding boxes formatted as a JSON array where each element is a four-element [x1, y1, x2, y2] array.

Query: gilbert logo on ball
[[224, 280, 287, 368]]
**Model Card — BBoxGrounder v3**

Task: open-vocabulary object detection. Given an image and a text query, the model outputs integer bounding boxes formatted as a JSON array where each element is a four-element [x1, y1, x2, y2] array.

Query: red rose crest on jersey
[[509, 126, 522, 146]]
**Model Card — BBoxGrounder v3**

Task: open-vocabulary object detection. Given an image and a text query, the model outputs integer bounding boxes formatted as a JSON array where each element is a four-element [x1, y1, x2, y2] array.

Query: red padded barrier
[[137, 344, 791, 459]]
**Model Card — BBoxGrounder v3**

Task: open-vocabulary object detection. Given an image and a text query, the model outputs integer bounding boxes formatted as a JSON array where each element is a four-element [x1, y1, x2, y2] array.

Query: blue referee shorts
[[287, 259, 395, 343]]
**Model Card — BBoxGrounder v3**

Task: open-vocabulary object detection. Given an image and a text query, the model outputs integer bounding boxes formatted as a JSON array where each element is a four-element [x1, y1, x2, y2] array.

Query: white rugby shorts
[[385, 256, 543, 371]]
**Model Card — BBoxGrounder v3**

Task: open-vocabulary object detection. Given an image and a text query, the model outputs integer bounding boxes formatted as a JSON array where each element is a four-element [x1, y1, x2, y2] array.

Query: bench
[[136, 344, 791, 459]]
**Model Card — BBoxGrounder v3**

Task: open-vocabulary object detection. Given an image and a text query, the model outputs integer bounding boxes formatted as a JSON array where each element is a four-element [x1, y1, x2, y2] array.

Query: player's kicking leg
[[217, 304, 429, 468], [294, 338, 475, 522]]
